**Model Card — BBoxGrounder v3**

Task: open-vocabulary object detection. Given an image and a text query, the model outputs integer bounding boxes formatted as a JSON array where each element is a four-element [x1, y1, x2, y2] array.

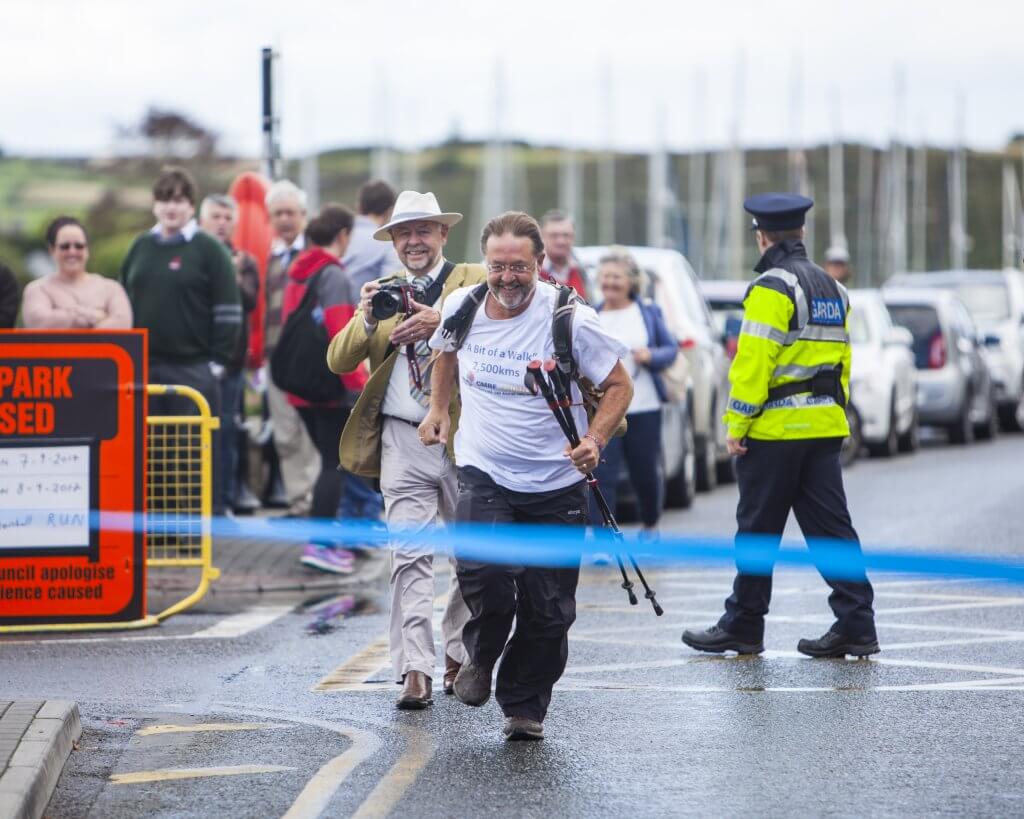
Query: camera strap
[[383, 260, 457, 360]]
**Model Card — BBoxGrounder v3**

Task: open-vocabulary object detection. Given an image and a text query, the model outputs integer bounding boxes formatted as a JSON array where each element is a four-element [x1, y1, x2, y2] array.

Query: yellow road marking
[[110, 765, 294, 784], [136, 722, 286, 736], [314, 637, 390, 692], [351, 727, 434, 819]]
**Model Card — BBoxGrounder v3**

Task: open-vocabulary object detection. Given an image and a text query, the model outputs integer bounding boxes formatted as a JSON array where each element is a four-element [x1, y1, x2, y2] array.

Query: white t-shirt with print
[[430, 283, 627, 493], [598, 302, 661, 415]]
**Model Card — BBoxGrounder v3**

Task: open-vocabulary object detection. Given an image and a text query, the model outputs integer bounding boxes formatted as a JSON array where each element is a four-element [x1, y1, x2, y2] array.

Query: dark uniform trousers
[[718, 437, 876, 642], [455, 466, 586, 723]]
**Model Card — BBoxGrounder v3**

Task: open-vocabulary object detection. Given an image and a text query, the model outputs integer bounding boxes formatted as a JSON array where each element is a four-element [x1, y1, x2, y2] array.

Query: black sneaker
[[681, 625, 764, 655], [453, 662, 493, 706], [797, 630, 880, 658]]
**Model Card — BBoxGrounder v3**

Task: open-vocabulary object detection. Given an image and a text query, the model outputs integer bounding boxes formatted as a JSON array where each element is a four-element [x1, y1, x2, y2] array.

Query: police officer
[[682, 193, 879, 659]]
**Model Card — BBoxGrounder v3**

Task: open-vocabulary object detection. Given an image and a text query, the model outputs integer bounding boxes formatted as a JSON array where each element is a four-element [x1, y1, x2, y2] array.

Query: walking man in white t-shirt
[[420, 211, 632, 741]]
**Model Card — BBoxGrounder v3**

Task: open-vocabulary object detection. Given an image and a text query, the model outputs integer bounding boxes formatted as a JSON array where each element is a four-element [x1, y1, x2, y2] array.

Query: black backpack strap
[[440, 282, 489, 351], [551, 283, 578, 379]]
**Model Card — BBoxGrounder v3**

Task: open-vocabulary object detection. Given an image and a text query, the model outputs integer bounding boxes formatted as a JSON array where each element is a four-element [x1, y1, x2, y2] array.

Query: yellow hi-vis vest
[[723, 242, 851, 441]]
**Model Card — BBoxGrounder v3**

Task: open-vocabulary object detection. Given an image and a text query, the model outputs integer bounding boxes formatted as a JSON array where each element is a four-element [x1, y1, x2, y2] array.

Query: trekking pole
[[543, 361, 663, 617], [525, 361, 638, 607]]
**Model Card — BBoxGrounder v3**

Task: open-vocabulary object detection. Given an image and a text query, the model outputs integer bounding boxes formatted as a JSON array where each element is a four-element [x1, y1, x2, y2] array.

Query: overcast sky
[[3, 0, 1022, 158]]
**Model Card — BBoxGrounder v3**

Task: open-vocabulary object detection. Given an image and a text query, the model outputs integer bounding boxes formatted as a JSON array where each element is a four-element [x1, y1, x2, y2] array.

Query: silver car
[[578, 246, 732, 493], [886, 270, 1024, 430], [882, 288, 998, 443]]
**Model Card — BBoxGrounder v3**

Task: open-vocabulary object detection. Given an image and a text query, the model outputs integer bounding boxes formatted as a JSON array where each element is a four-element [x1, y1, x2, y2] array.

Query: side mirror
[[884, 326, 914, 348]]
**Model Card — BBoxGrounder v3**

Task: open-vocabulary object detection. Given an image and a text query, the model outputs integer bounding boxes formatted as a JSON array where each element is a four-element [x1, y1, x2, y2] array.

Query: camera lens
[[371, 289, 401, 321]]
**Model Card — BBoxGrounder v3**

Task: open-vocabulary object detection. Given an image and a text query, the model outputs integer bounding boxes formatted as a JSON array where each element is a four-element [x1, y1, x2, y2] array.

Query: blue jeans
[[590, 409, 664, 527], [219, 371, 245, 509], [338, 472, 384, 520]]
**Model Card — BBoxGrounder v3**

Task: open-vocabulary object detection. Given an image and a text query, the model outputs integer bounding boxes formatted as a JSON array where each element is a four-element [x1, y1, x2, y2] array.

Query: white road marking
[[110, 765, 295, 784], [136, 722, 289, 736], [2, 605, 293, 645], [189, 606, 294, 639]]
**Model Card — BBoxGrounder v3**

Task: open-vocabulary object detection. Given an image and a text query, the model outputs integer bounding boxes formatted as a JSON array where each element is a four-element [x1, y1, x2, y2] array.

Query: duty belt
[[764, 365, 846, 408]]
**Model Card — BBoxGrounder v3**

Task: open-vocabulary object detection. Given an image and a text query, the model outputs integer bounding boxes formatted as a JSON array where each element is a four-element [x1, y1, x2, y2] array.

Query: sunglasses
[[57, 242, 87, 251]]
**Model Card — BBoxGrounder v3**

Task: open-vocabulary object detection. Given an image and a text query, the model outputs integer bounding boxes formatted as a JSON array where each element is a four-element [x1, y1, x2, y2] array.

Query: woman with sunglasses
[[22, 216, 132, 329]]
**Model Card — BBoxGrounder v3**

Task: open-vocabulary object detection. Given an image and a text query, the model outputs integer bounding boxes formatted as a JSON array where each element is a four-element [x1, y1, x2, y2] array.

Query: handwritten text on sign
[[0, 445, 90, 550]]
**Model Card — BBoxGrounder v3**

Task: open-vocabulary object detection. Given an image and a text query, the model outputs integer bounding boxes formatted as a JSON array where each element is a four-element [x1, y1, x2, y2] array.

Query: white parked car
[[886, 270, 1024, 430], [578, 246, 733, 492], [848, 290, 919, 456]]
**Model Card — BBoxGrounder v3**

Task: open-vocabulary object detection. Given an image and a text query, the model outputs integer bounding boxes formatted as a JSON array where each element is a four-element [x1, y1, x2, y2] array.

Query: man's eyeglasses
[[486, 262, 534, 275], [57, 242, 87, 251]]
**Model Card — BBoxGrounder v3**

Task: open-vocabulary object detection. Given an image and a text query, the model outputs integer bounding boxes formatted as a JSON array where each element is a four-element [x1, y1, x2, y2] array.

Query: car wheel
[[695, 434, 718, 492], [948, 392, 975, 445], [974, 391, 998, 441], [715, 456, 736, 484], [841, 405, 862, 468], [897, 410, 920, 453], [868, 394, 899, 458], [665, 410, 696, 510], [997, 398, 1023, 432]]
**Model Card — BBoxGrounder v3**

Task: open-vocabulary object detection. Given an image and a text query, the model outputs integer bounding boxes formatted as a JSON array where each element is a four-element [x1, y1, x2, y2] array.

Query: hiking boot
[[232, 484, 262, 515], [681, 625, 764, 655], [453, 662, 492, 706], [299, 545, 355, 575], [503, 716, 544, 741], [797, 630, 880, 658]]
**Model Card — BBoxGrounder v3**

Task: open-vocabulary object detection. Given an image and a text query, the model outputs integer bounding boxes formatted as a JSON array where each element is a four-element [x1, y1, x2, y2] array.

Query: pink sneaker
[[300, 544, 356, 575]]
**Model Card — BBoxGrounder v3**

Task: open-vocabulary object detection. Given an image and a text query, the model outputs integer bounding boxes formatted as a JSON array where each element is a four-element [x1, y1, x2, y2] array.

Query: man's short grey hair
[[199, 194, 237, 220], [540, 209, 575, 228], [265, 180, 308, 211]]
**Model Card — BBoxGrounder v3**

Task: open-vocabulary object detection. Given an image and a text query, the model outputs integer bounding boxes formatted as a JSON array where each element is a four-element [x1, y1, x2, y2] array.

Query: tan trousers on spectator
[[380, 417, 469, 682], [266, 376, 320, 514]]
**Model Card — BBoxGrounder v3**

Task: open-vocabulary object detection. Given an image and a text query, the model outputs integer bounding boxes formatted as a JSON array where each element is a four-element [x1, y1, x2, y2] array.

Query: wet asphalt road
[[3, 435, 1024, 817]]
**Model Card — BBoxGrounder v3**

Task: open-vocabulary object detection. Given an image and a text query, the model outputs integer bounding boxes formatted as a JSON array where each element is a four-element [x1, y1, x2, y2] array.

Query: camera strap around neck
[[383, 260, 457, 361]]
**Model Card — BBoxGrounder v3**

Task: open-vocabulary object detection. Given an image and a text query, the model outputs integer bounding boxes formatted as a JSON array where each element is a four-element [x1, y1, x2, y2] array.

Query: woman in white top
[[592, 247, 679, 533], [22, 216, 132, 330]]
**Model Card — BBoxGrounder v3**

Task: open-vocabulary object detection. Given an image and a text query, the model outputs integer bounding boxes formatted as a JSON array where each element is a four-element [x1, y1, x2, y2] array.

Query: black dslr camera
[[370, 281, 427, 321]]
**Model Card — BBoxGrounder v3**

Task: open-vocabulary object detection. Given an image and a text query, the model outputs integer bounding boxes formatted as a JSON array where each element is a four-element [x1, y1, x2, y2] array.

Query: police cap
[[744, 192, 814, 232]]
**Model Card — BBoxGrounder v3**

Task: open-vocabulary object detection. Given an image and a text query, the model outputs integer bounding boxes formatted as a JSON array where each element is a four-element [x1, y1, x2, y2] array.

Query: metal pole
[[261, 47, 281, 181]]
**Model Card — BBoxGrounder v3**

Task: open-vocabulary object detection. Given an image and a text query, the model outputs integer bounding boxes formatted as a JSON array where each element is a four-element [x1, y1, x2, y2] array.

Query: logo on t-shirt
[[168, 256, 182, 271]]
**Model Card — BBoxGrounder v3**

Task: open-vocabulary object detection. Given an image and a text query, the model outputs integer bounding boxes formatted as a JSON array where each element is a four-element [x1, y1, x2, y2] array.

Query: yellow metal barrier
[[0, 383, 220, 634], [146, 383, 221, 621]]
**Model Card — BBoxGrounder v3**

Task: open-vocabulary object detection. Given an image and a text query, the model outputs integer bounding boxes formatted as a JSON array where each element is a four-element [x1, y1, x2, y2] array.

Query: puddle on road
[[300, 592, 375, 636]]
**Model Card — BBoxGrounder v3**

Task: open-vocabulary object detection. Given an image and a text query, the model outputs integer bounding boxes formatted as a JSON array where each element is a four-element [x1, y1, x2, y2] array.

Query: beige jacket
[[326, 262, 487, 477]]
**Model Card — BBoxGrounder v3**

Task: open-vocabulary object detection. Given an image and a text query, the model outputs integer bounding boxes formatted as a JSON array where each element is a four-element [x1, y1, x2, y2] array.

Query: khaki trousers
[[380, 417, 469, 681], [266, 376, 320, 513]]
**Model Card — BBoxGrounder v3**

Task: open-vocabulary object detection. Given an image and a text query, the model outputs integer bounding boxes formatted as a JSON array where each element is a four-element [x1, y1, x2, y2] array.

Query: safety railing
[[146, 383, 221, 621]]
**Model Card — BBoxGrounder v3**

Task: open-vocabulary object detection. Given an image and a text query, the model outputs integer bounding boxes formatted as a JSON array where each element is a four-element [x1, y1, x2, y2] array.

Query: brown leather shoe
[[396, 671, 432, 710], [443, 655, 461, 695]]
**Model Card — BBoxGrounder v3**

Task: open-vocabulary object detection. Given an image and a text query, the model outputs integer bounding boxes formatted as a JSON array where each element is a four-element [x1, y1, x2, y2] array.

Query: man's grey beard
[[489, 280, 535, 310]]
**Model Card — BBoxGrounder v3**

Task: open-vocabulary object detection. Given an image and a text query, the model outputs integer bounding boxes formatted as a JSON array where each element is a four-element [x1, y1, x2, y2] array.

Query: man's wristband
[[584, 431, 606, 451]]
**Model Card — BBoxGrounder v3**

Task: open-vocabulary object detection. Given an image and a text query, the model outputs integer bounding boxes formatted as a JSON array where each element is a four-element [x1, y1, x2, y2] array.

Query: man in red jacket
[[539, 210, 589, 300]]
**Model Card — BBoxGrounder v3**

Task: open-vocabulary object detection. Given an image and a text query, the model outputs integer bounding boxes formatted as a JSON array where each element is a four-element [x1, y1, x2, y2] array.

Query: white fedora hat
[[373, 190, 463, 241]]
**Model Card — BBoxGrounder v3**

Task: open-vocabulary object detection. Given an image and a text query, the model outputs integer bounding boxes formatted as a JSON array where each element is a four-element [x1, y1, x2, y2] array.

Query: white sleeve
[[428, 286, 470, 352], [572, 303, 628, 384]]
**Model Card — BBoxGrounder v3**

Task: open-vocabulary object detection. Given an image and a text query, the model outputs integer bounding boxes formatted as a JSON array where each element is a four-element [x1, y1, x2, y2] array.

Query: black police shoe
[[681, 625, 764, 655], [797, 630, 880, 658]]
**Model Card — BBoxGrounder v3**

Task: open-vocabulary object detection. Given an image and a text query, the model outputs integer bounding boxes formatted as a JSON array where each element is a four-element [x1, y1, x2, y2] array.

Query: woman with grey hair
[[592, 247, 678, 534]]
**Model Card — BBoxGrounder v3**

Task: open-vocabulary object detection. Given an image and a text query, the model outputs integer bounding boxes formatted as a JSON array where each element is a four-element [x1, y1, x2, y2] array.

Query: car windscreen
[[951, 283, 1010, 323], [707, 300, 744, 335], [886, 304, 940, 368]]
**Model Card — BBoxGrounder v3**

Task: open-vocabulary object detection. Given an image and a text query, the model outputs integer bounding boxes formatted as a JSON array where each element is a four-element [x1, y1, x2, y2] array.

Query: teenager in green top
[[121, 166, 241, 515]]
